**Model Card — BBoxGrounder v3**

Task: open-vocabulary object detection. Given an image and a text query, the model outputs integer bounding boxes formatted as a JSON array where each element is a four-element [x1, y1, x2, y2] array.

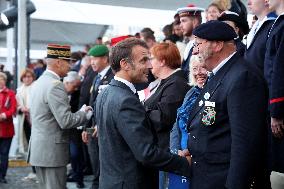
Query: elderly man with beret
[[186, 21, 270, 189], [81, 44, 114, 189], [28, 44, 93, 189]]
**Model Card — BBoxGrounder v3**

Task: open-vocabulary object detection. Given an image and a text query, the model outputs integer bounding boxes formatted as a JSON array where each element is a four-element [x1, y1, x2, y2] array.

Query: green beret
[[88, 45, 109, 57]]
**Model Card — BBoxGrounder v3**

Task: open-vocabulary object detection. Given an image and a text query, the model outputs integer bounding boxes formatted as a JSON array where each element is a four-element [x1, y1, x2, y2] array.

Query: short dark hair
[[140, 27, 155, 41], [110, 37, 148, 72]]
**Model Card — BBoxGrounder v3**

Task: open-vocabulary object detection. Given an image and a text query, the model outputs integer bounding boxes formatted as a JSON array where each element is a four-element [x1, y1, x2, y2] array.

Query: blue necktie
[[93, 74, 101, 92]]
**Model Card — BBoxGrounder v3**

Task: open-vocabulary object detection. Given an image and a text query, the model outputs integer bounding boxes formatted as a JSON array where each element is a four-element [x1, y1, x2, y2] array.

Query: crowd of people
[[0, 0, 284, 189]]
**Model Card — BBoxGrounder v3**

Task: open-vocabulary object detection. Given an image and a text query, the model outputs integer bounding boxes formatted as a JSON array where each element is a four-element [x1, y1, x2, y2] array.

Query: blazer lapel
[[93, 68, 114, 99], [187, 53, 239, 125], [98, 68, 113, 86]]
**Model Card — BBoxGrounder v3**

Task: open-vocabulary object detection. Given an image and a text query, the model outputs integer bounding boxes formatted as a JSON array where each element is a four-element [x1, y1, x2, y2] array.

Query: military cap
[[88, 45, 109, 57], [218, 11, 250, 35], [193, 20, 237, 41], [46, 44, 75, 60], [177, 4, 204, 17]]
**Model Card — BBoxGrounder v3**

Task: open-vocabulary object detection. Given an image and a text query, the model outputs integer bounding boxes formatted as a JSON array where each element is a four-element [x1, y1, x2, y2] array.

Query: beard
[[198, 47, 213, 62], [184, 28, 193, 37]]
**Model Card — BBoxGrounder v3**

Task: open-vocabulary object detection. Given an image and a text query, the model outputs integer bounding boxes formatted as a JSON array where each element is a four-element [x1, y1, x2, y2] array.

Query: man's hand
[[79, 104, 93, 112], [271, 117, 284, 138], [82, 131, 89, 143]]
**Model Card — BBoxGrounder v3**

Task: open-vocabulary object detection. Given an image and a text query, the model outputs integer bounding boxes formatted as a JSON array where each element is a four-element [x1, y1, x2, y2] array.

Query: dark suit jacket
[[89, 67, 114, 127], [79, 66, 96, 107], [244, 15, 275, 74], [95, 79, 191, 189], [187, 53, 269, 189], [264, 14, 284, 172], [264, 14, 284, 119], [89, 68, 114, 106], [144, 69, 190, 150]]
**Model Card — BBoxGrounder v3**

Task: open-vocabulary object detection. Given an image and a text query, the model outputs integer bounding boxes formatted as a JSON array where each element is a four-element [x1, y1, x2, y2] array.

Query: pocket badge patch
[[201, 106, 216, 126]]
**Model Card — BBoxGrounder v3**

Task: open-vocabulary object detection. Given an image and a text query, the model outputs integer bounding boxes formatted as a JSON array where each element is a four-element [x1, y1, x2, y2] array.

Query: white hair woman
[[168, 55, 208, 189]]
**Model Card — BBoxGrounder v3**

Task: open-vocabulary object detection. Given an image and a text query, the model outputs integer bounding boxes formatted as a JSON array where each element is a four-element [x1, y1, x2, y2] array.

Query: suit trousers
[[35, 166, 67, 189], [88, 136, 100, 189], [69, 130, 84, 183]]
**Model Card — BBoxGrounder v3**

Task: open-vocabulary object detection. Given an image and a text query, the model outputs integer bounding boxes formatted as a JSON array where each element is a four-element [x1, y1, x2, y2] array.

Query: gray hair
[[63, 71, 81, 83], [189, 55, 203, 86]]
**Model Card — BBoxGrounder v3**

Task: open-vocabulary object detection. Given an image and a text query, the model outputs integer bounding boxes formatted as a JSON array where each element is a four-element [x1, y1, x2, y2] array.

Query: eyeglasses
[[193, 40, 208, 48]]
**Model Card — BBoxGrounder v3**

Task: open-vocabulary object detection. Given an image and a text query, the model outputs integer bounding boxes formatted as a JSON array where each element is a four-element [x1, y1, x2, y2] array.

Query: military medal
[[204, 92, 210, 100], [201, 101, 216, 126]]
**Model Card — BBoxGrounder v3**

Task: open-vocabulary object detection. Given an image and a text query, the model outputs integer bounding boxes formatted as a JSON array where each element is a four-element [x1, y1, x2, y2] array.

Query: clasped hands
[[178, 149, 192, 166]]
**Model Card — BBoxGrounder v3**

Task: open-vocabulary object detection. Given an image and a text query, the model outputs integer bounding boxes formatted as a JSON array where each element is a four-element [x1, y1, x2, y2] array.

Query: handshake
[[79, 104, 93, 120], [178, 149, 192, 166]]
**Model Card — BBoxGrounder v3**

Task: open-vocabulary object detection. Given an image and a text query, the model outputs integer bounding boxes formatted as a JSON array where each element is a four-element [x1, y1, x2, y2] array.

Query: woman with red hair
[[144, 42, 190, 188]]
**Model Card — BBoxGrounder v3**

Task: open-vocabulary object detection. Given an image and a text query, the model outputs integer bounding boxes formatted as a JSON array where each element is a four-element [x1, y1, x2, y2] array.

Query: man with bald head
[[187, 21, 270, 189], [28, 44, 92, 189]]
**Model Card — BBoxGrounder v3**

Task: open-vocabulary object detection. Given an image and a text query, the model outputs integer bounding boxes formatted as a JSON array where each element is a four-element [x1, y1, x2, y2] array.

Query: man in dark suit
[[187, 21, 270, 189], [95, 38, 191, 189], [81, 45, 114, 189]]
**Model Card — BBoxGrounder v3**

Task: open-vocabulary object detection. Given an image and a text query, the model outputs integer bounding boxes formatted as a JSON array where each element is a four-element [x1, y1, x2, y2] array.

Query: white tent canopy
[[0, 0, 248, 58]]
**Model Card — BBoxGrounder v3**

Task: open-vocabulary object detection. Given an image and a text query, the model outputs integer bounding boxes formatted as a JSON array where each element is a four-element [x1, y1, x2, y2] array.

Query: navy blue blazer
[[245, 14, 276, 73], [95, 79, 191, 189], [88, 68, 114, 128], [187, 53, 269, 189], [264, 14, 284, 119], [264, 14, 284, 173]]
